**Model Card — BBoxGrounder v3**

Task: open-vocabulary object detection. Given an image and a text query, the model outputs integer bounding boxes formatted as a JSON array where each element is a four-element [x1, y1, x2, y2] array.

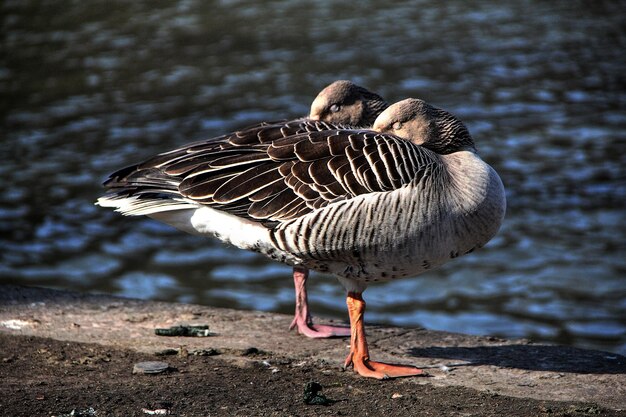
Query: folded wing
[[101, 124, 439, 225]]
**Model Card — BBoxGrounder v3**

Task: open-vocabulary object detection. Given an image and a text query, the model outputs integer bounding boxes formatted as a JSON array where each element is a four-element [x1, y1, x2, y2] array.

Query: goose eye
[[393, 121, 403, 130], [330, 104, 341, 113]]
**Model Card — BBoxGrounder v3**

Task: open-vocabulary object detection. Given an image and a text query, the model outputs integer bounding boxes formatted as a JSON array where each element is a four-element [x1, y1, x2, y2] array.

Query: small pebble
[[391, 393, 403, 399], [133, 361, 169, 375]]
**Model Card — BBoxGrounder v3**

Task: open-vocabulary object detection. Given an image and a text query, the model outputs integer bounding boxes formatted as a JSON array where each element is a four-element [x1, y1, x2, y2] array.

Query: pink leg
[[289, 266, 351, 338]]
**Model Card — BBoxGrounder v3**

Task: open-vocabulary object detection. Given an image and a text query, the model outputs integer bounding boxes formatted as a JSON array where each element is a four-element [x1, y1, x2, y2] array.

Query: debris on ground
[[303, 381, 333, 406], [154, 325, 212, 337], [141, 408, 169, 415], [52, 407, 97, 417], [261, 360, 280, 373], [191, 348, 220, 356]]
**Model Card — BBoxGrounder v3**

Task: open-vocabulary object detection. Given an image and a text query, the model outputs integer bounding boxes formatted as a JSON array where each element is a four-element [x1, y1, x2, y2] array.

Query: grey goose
[[99, 80, 389, 340], [98, 97, 505, 379]]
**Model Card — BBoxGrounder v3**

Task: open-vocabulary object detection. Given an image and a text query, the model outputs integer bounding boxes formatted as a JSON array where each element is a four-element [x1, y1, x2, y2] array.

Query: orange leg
[[289, 266, 351, 338], [344, 292, 424, 379]]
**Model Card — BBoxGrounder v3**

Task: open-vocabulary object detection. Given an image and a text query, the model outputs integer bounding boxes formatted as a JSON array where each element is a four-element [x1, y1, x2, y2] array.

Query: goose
[[99, 80, 388, 339], [98, 97, 505, 379], [283, 79, 390, 338]]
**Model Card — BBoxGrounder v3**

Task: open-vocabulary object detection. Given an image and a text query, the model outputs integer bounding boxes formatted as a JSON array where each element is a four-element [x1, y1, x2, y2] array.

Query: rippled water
[[2, 0, 625, 354]]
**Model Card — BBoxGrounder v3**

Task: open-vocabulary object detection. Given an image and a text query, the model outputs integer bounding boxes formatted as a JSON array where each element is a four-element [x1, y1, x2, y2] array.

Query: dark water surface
[[2, 1, 625, 354]]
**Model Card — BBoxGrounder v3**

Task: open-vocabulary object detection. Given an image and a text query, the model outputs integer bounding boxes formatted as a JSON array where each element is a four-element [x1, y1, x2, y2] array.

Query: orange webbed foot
[[344, 352, 425, 379]]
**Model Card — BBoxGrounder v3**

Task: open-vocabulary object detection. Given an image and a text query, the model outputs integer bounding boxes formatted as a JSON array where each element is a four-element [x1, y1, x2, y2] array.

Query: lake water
[[2, 0, 625, 355]]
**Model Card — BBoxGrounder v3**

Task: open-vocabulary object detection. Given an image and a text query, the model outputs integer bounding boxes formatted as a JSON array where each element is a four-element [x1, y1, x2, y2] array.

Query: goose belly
[[149, 206, 290, 259]]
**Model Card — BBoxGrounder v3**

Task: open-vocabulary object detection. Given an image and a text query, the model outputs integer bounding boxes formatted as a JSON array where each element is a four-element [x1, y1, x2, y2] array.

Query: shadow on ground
[[409, 344, 626, 374]]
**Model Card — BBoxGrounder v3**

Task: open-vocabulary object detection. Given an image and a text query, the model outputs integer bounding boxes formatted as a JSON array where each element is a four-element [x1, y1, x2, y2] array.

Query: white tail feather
[[96, 195, 200, 216]]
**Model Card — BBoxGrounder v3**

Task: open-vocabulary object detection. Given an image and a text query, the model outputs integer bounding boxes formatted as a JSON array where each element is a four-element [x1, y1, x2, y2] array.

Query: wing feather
[[211, 164, 283, 203], [102, 126, 439, 225]]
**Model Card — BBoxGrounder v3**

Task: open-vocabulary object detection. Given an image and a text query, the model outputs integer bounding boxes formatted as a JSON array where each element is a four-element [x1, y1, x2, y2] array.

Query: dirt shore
[[1, 285, 624, 416]]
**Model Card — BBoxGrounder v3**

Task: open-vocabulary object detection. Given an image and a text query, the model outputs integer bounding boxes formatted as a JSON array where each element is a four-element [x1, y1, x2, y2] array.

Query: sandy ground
[[1, 285, 624, 416]]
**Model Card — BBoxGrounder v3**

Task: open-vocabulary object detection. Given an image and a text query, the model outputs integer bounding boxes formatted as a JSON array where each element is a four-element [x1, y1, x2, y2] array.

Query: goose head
[[373, 98, 476, 154], [309, 80, 388, 127]]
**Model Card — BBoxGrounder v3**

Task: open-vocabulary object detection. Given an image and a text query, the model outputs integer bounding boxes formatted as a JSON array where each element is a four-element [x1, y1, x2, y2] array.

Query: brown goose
[[286, 80, 389, 338], [98, 97, 505, 379], [100, 80, 389, 339]]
